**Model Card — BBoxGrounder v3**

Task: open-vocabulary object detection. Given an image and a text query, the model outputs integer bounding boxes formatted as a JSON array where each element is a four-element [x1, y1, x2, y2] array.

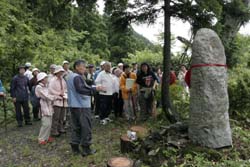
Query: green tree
[[111, 0, 250, 122]]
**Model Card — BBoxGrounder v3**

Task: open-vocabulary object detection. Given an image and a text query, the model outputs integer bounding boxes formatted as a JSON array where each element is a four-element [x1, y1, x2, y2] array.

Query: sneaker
[[47, 137, 54, 143], [105, 117, 113, 122], [100, 119, 107, 125], [94, 115, 99, 119], [39, 140, 47, 145]]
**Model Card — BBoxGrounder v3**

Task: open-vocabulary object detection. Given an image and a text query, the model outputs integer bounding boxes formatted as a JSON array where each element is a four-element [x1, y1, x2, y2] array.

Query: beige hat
[[63, 60, 69, 65], [50, 64, 57, 69], [37, 72, 48, 82], [54, 65, 65, 74], [32, 68, 40, 74]]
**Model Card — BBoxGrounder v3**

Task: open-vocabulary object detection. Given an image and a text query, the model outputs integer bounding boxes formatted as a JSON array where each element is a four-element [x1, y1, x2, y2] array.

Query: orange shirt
[[120, 72, 137, 100]]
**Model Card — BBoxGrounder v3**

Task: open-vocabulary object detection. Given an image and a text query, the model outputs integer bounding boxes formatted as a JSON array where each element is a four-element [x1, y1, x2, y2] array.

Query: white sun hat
[[100, 61, 106, 66], [54, 65, 65, 74], [25, 62, 32, 67], [37, 72, 48, 82]]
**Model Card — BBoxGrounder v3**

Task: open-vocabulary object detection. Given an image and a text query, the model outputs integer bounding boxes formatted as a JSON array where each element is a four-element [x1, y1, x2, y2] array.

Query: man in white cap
[[62, 60, 72, 80], [24, 62, 33, 80], [95, 62, 115, 125], [48, 66, 68, 137]]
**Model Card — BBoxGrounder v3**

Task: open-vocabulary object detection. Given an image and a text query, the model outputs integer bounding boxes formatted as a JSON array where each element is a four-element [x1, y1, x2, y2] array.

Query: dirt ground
[[0, 116, 135, 167]]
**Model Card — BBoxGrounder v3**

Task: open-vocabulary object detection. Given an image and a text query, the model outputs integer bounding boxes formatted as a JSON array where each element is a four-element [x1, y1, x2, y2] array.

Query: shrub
[[155, 83, 190, 120], [228, 67, 250, 121]]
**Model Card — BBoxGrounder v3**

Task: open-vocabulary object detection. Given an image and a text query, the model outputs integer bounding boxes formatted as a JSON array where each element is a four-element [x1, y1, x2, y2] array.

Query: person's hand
[[12, 98, 16, 103], [96, 86, 106, 92], [57, 96, 63, 100]]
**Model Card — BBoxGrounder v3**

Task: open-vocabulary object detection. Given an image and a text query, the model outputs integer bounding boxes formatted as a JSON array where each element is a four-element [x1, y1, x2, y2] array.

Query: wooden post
[[120, 134, 134, 153], [107, 157, 133, 167]]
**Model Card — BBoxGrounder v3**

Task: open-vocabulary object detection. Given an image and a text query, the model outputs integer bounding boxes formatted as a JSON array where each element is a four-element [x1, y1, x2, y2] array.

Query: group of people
[[2, 59, 189, 156]]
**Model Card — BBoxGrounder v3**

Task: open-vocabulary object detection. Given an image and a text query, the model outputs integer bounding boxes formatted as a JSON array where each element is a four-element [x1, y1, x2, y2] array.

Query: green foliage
[[123, 50, 162, 66], [228, 66, 250, 121], [169, 84, 190, 120], [155, 83, 190, 120], [0, 0, 156, 82]]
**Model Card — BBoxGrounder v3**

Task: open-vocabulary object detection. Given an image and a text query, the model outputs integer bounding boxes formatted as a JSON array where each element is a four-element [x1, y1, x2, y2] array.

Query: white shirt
[[95, 71, 115, 96], [24, 70, 33, 80]]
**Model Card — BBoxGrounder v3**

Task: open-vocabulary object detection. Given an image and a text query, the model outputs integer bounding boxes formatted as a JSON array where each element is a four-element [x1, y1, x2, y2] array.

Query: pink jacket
[[35, 83, 61, 116], [48, 76, 68, 107]]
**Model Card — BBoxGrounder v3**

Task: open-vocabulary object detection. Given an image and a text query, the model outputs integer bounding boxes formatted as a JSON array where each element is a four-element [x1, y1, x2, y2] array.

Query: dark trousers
[[99, 95, 113, 120], [139, 92, 154, 119], [32, 106, 40, 119], [14, 101, 30, 125], [113, 92, 123, 117], [51, 106, 65, 135], [70, 108, 92, 147], [94, 93, 100, 116]]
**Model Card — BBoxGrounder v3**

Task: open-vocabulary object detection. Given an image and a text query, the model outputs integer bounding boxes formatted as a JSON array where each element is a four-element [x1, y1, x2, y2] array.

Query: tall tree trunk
[[162, 0, 178, 123], [218, 0, 250, 66]]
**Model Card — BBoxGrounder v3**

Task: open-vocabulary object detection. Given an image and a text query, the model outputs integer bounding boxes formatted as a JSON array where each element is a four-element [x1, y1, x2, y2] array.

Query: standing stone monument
[[189, 28, 232, 148]]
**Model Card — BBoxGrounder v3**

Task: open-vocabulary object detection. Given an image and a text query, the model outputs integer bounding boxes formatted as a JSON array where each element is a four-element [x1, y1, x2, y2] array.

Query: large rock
[[189, 28, 232, 148]]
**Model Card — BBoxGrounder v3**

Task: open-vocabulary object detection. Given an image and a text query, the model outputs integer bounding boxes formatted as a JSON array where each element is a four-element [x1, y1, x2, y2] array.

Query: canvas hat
[[32, 68, 40, 74], [37, 72, 48, 82], [63, 60, 69, 65], [100, 61, 106, 66], [25, 62, 32, 67], [50, 64, 57, 69], [54, 65, 65, 74]]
